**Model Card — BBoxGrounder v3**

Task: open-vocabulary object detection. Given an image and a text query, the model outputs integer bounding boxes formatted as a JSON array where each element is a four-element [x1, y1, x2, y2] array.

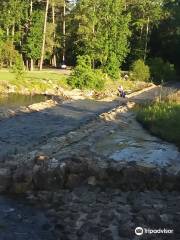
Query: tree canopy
[[0, 0, 179, 80]]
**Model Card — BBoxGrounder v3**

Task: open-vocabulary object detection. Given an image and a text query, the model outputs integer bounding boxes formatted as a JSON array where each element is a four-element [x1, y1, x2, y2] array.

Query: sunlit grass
[[99, 76, 151, 96], [0, 69, 151, 96], [136, 92, 180, 148], [0, 69, 69, 94]]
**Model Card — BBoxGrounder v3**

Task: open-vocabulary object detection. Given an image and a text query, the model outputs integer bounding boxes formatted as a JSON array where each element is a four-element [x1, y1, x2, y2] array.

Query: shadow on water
[[0, 93, 52, 109]]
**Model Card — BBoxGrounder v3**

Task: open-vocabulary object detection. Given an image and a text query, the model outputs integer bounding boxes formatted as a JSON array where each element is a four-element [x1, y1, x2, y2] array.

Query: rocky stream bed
[[0, 85, 179, 239]]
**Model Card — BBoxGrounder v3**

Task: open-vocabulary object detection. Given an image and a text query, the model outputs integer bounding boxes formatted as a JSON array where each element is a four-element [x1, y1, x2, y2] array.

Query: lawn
[[136, 92, 180, 148], [0, 69, 151, 96], [0, 69, 69, 94]]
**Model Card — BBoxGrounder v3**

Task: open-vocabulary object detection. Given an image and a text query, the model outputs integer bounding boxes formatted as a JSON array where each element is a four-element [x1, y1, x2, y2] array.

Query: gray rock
[[0, 168, 11, 192]]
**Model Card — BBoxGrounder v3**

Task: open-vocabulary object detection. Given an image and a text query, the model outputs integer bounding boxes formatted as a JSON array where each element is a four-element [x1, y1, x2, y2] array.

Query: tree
[[126, 0, 164, 63], [23, 10, 44, 70], [72, 0, 131, 72], [149, 0, 180, 74], [39, 0, 49, 70]]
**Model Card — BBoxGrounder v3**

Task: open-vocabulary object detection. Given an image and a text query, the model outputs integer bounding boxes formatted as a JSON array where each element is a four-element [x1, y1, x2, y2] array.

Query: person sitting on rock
[[118, 85, 126, 98]]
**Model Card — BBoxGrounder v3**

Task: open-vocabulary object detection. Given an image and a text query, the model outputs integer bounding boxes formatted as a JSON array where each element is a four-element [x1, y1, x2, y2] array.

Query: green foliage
[[23, 11, 44, 61], [148, 57, 177, 83], [45, 23, 58, 60], [11, 54, 25, 81], [0, 29, 5, 68], [73, 0, 131, 68], [137, 101, 180, 148], [1, 41, 16, 66], [0, 39, 25, 80], [68, 55, 104, 90], [0, 0, 179, 83], [104, 53, 120, 79], [131, 59, 150, 81], [126, 0, 164, 62], [1, 41, 24, 79]]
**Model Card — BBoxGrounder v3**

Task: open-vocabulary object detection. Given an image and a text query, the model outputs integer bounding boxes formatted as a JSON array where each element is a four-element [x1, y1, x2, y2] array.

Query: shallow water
[[0, 195, 55, 240], [0, 93, 51, 109], [93, 112, 180, 169]]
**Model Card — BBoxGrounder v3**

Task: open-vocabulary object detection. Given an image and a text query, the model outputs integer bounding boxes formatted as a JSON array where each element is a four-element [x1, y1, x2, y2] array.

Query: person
[[118, 85, 126, 98]]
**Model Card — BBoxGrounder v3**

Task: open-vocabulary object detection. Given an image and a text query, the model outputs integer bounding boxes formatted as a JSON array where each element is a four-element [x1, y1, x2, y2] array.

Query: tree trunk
[[26, 59, 29, 70], [144, 17, 150, 62], [6, 27, 9, 37], [30, 59, 34, 71], [30, 0, 33, 70], [52, 1, 57, 67], [62, 0, 66, 64], [12, 23, 15, 42], [39, 0, 49, 70], [30, 0, 33, 15]]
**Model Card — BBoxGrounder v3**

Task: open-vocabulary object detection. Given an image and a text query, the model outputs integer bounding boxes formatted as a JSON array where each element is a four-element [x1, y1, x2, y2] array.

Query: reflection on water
[[0, 93, 51, 108]]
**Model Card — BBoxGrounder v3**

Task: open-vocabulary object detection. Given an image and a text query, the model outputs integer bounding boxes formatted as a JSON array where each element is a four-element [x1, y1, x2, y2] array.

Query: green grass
[[0, 69, 69, 94], [97, 76, 151, 97], [0, 69, 151, 96], [136, 98, 180, 148]]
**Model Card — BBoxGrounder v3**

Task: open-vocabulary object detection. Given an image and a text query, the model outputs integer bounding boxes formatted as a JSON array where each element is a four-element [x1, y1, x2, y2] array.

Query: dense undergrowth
[[137, 92, 180, 148]]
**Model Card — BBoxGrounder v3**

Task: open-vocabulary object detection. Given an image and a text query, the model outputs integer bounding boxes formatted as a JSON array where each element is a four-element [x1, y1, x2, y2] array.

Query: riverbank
[[0, 69, 152, 97], [0, 86, 179, 194], [0, 84, 179, 240], [136, 91, 180, 148], [0, 70, 69, 95]]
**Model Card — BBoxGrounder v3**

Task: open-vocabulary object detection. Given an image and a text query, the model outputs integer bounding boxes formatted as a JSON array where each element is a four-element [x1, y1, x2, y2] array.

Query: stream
[[0, 93, 52, 109], [0, 85, 179, 240]]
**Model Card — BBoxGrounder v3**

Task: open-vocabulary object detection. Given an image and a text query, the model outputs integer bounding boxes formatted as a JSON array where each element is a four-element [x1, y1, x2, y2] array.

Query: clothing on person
[[118, 85, 126, 98]]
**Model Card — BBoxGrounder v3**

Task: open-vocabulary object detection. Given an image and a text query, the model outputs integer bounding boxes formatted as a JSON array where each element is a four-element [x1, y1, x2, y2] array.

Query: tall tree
[[23, 10, 44, 70], [125, 0, 164, 63], [39, 0, 49, 70], [72, 0, 131, 68]]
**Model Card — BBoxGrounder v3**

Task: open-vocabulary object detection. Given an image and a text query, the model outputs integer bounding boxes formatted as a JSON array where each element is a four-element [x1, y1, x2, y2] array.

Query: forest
[[0, 0, 180, 86]]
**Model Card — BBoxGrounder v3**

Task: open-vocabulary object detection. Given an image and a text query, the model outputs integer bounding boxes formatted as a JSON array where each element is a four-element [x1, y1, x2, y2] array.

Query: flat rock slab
[[0, 99, 119, 159], [93, 114, 180, 172]]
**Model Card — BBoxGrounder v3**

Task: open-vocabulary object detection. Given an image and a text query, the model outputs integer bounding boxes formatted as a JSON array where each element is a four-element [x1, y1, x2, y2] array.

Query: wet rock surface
[[0, 195, 55, 240], [0, 85, 179, 239], [26, 187, 180, 240], [0, 99, 119, 159]]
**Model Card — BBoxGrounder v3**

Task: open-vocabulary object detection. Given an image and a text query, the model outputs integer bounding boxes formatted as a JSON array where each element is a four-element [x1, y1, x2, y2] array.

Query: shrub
[[11, 53, 25, 81], [104, 53, 120, 79], [68, 55, 104, 90], [148, 57, 177, 84], [130, 59, 150, 82]]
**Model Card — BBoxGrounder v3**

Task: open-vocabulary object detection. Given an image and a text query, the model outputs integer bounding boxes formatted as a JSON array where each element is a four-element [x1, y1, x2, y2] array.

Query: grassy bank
[[0, 69, 151, 97], [136, 92, 180, 148], [0, 70, 69, 95]]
